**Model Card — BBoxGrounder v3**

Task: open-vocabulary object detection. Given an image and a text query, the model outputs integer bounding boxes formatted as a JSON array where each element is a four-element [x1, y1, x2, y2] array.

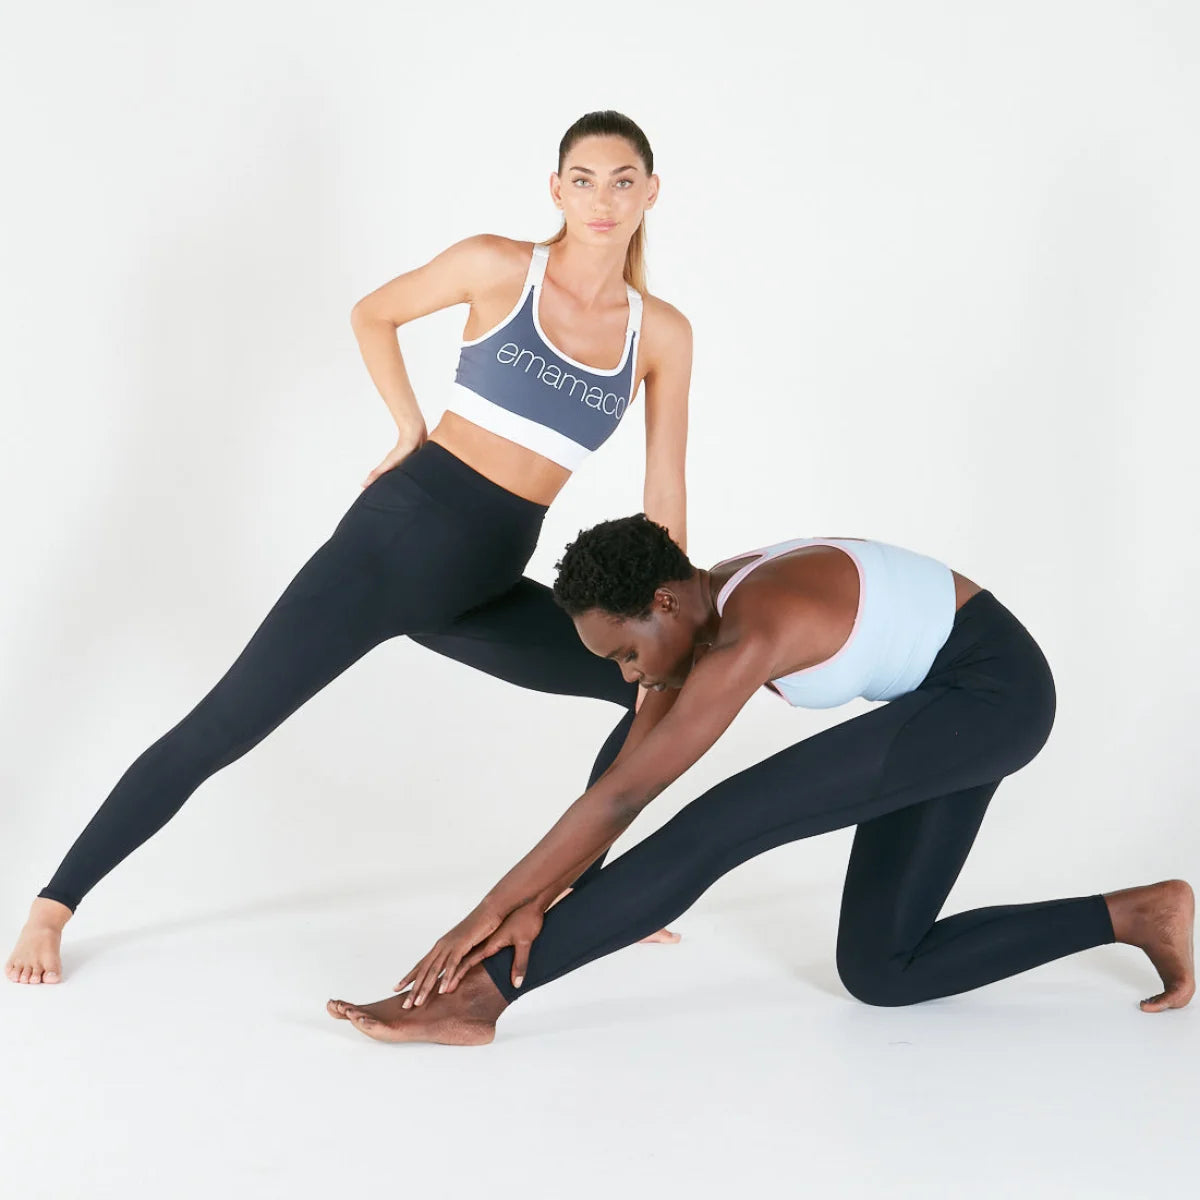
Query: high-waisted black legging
[[482, 590, 1116, 1007], [39, 441, 637, 912]]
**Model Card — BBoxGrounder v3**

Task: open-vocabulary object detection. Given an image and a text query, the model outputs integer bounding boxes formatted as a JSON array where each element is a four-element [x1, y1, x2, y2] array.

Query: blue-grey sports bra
[[444, 243, 643, 469], [714, 537, 957, 709]]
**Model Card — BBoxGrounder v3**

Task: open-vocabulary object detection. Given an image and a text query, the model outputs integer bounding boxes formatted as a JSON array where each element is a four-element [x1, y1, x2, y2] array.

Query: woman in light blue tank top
[[8, 112, 692, 987], [330, 514, 1193, 1044]]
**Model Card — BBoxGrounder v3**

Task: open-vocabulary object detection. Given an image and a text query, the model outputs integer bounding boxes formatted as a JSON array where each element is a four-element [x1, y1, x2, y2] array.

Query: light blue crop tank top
[[714, 537, 957, 709], [444, 243, 643, 470]]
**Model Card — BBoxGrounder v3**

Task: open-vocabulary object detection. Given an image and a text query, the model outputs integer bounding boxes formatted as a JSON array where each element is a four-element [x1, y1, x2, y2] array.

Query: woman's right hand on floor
[[362, 422, 427, 488]]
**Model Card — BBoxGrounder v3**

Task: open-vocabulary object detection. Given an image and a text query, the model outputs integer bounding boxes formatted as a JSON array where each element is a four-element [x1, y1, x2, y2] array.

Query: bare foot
[[552, 887, 680, 945], [1104, 879, 1195, 1012], [6, 898, 72, 985], [638, 927, 682, 944], [327, 964, 508, 1045]]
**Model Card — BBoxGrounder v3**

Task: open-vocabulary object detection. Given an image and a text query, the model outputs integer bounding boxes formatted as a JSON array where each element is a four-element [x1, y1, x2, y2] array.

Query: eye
[[571, 177, 592, 187], [623, 651, 637, 663], [615, 179, 633, 188]]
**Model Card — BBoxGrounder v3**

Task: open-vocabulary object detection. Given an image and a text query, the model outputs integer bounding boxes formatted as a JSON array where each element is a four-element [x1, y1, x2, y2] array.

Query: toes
[[43, 970, 60, 984], [1140, 992, 1175, 1012], [28, 969, 42, 984], [19, 966, 31, 984], [326, 999, 348, 1020]]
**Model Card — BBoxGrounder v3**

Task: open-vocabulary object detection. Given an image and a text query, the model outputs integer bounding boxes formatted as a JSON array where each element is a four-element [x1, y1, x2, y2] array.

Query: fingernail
[[514, 976, 524, 988]]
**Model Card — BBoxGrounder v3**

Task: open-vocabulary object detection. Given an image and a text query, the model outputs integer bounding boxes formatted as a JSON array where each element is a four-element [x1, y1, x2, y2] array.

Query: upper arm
[[350, 233, 514, 328], [641, 300, 692, 498], [603, 634, 774, 817]]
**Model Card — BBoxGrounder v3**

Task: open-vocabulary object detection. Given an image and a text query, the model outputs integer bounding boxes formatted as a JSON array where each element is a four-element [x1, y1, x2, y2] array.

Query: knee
[[834, 944, 917, 1008], [156, 694, 263, 776]]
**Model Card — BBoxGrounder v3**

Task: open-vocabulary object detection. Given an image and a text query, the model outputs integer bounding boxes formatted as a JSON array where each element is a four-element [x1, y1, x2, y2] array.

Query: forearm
[[479, 642, 761, 923], [644, 484, 687, 553], [349, 312, 425, 435], [598, 686, 681, 786], [523, 828, 629, 912], [481, 781, 656, 919], [492, 689, 680, 914]]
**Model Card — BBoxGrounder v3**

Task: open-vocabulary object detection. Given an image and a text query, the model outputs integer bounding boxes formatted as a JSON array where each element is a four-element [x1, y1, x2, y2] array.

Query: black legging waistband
[[398, 440, 550, 522]]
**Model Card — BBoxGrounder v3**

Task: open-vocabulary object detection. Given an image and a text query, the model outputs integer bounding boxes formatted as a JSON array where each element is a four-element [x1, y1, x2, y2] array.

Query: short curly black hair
[[553, 514, 694, 617]]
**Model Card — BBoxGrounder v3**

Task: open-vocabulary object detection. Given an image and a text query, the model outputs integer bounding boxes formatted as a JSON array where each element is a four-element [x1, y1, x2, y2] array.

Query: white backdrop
[[1, 3, 1197, 1196]]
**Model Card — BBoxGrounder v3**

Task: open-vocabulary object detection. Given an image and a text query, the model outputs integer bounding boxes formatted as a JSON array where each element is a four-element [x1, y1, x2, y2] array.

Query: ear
[[644, 173, 661, 209], [653, 586, 680, 615], [549, 171, 563, 209]]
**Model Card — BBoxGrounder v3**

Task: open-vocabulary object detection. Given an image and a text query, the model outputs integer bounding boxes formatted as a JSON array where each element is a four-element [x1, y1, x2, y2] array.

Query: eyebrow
[[567, 165, 638, 175]]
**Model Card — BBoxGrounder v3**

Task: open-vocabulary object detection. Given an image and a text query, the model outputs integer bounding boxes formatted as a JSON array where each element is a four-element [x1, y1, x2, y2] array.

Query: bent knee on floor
[[835, 951, 922, 1008]]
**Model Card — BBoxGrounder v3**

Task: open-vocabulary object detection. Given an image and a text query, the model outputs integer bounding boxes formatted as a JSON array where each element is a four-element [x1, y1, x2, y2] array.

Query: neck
[[550, 234, 630, 305], [691, 569, 722, 647]]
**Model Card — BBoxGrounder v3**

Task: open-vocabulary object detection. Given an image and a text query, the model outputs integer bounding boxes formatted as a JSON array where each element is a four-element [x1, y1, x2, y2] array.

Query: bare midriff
[[429, 412, 573, 505]]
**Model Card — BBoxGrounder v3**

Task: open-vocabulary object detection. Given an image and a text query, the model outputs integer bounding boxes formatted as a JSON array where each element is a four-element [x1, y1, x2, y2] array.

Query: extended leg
[[36, 518, 405, 913], [30, 465, 523, 915], [328, 685, 1002, 1039]]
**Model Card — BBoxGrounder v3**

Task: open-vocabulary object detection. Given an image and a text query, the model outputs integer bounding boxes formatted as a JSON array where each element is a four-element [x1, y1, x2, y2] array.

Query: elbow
[[610, 797, 642, 828], [350, 298, 390, 330], [609, 782, 664, 827]]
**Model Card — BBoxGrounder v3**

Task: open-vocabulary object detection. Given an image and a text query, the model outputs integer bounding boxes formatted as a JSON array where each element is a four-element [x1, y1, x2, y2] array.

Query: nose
[[620, 663, 640, 684]]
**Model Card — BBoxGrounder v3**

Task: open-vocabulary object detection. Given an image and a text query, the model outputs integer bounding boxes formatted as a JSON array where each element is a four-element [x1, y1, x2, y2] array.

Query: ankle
[[1103, 884, 1160, 946], [461, 967, 509, 1020], [28, 898, 72, 931]]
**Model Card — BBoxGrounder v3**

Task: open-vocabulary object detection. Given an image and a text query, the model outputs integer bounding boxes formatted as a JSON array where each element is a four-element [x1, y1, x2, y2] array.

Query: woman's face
[[551, 134, 658, 242], [573, 593, 698, 691]]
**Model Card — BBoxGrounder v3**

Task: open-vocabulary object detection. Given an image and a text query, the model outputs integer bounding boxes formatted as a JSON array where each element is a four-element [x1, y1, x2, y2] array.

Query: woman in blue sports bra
[[328, 514, 1193, 1044], [7, 111, 690, 986]]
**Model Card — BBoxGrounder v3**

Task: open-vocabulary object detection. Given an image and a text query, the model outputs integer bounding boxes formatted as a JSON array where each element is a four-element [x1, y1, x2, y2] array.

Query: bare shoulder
[[716, 568, 817, 660], [353, 233, 536, 326], [638, 294, 693, 384], [446, 233, 531, 294], [697, 616, 779, 691], [641, 293, 693, 347]]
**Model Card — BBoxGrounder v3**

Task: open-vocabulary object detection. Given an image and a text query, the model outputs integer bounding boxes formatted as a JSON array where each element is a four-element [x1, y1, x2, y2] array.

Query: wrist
[[394, 418, 425, 444]]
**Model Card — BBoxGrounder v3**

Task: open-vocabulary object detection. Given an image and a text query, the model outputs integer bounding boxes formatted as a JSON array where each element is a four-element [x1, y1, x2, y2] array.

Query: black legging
[[482, 590, 1116, 1007], [39, 441, 637, 911]]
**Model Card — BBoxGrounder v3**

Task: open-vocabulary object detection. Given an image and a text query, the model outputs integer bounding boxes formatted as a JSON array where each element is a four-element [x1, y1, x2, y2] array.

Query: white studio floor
[[2, 879, 1194, 1200]]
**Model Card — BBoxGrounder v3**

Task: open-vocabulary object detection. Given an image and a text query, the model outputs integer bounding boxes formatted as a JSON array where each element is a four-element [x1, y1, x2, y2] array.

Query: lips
[[587, 220, 616, 230]]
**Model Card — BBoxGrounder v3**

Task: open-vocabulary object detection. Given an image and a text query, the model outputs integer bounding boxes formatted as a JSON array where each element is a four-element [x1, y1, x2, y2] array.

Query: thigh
[[411, 576, 637, 708], [188, 473, 533, 741], [183, 522, 403, 745], [837, 781, 999, 960], [594, 679, 1031, 897]]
